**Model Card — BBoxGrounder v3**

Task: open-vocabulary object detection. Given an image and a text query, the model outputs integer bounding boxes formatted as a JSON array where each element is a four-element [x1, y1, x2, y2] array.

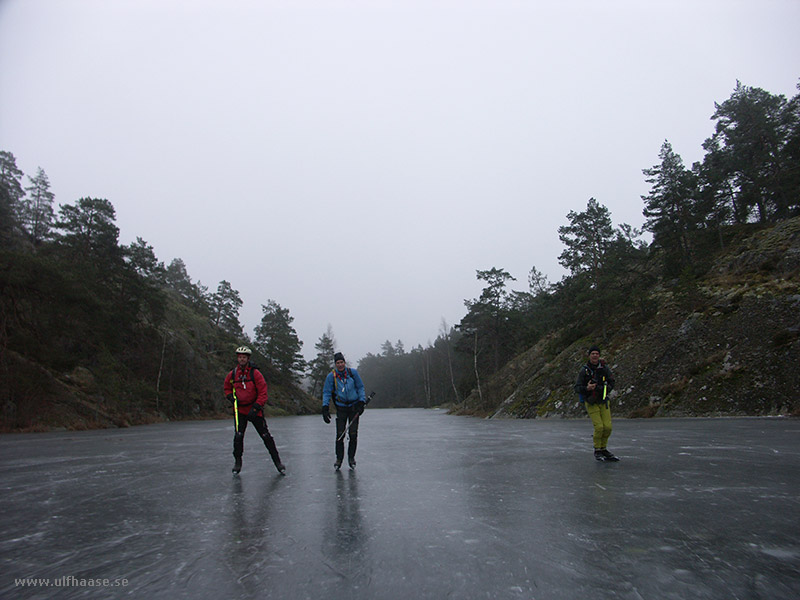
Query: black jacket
[[574, 360, 615, 404]]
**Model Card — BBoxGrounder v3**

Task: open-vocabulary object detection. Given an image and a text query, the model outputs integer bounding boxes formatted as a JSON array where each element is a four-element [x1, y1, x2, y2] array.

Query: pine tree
[[557, 198, 615, 287], [642, 141, 698, 272], [459, 267, 516, 377], [308, 326, 337, 397], [209, 280, 243, 335], [0, 151, 25, 244], [253, 299, 306, 380], [557, 199, 618, 338], [701, 81, 792, 223], [21, 167, 55, 246], [124, 237, 165, 280], [56, 197, 120, 259]]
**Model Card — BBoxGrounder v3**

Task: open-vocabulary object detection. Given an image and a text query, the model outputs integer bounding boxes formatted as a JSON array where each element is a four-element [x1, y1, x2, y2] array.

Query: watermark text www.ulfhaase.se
[[15, 575, 129, 589]]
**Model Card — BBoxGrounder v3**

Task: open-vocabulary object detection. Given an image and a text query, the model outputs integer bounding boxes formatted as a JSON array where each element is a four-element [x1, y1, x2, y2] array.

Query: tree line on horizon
[[1, 79, 798, 417]]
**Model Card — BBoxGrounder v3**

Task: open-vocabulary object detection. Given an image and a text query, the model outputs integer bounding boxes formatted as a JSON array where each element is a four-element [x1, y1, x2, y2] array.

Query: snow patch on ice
[[759, 547, 797, 559]]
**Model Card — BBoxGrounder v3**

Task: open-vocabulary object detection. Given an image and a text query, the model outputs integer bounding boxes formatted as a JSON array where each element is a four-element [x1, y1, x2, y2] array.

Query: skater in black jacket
[[574, 345, 619, 461]]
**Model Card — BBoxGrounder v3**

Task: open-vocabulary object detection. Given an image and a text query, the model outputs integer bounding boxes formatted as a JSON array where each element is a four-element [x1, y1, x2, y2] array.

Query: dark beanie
[[334, 352, 345, 362], [588, 345, 601, 354]]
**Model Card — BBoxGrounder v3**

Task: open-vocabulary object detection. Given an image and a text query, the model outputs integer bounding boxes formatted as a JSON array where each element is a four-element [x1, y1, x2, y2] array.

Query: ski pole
[[232, 387, 239, 431], [336, 392, 375, 442]]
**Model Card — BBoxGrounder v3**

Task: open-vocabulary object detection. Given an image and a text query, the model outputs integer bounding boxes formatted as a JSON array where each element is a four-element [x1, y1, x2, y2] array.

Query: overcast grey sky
[[1, 0, 798, 363]]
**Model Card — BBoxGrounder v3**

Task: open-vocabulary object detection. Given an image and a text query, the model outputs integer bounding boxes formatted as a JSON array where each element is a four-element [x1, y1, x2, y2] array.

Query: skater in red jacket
[[223, 346, 285, 475]]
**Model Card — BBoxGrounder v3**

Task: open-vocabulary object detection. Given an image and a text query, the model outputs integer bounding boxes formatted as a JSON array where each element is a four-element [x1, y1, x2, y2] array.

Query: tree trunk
[[421, 351, 432, 408], [446, 340, 459, 406], [155, 329, 168, 412], [440, 322, 460, 405], [472, 331, 482, 409]]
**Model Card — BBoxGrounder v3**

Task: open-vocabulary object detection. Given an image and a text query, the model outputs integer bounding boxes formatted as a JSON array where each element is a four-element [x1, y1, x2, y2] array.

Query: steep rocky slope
[[459, 217, 800, 419]]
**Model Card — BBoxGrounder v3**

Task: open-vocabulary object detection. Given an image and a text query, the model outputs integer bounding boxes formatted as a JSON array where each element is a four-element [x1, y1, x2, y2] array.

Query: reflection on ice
[[0, 412, 798, 599]]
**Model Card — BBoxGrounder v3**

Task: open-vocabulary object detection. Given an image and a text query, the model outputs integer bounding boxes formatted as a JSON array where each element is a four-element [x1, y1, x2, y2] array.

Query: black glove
[[247, 404, 261, 420], [322, 405, 331, 423], [355, 401, 365, 415], [226, 394, 234, 406]]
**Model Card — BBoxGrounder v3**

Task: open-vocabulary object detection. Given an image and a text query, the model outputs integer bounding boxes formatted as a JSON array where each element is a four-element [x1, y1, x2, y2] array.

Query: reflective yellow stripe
[[232, 381, 239, 430]]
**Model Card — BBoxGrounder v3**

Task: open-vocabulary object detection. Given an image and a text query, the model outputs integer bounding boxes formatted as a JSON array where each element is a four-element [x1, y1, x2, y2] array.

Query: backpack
[[230, 363, 263, 391]]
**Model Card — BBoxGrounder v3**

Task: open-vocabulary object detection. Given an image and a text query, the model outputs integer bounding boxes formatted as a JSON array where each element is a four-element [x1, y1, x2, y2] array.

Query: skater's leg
[[335, 410, 347, 469], [253, 416, 285, 474], [232, 419, 247, 473], [347, 410, 359, 468], [598, 404, 613, 449], [585, 403, 607, 449]]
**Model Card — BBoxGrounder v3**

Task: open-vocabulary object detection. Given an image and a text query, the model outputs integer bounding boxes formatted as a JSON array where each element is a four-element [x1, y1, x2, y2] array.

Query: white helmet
[[235, 346, 252, 355]]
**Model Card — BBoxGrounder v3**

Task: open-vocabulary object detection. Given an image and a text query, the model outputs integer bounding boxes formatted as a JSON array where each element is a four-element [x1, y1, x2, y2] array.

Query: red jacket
[[224, 363, 268, 416]]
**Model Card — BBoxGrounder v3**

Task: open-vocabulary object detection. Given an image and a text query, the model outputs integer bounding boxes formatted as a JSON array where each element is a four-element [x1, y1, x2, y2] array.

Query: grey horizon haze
[[1, 0, 798, 363]]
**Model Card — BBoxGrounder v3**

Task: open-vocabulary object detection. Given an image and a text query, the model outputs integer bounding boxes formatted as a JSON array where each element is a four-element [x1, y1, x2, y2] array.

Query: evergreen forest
[[2, 80, 799, 430], [0, 174, 318, 430], [356, 80, 800, 416]]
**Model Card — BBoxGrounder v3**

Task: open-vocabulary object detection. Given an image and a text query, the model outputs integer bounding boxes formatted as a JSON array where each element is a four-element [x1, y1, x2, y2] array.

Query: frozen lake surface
[[1, 409, 799, 599]]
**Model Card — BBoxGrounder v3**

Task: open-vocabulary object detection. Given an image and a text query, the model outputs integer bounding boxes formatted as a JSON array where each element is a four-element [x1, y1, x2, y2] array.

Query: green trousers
[[585, 402, 612, 449]]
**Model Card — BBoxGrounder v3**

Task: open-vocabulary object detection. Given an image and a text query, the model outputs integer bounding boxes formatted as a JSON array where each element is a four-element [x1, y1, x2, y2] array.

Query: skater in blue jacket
[[322, 352, 367, 470]]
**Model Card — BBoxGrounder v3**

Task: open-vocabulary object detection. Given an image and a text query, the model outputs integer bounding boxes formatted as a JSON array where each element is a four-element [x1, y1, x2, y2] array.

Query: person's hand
[[355, 401, 365, 415], [247, 404, 261, 421], [587, 381, 597, 391], [322, 405, 331, 423], [226, 394, 234, 405]]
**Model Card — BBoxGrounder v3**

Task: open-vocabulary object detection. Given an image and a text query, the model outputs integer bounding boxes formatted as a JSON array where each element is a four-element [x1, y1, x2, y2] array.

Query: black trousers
[[335, 405, 360, 463], [233, 414, 282, 467]]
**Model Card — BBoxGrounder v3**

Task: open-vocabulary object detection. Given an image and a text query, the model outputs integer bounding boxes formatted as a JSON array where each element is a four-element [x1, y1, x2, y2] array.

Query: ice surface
[[1, 410, 798, 599]]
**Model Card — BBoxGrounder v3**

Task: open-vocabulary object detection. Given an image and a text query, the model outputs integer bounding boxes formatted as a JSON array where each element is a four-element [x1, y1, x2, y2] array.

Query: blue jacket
[[322, 367, 366, 408]]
